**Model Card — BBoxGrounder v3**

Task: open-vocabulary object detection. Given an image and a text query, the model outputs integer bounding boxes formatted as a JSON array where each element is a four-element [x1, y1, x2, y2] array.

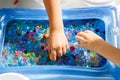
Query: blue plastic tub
[[0, 6, 120, 80]]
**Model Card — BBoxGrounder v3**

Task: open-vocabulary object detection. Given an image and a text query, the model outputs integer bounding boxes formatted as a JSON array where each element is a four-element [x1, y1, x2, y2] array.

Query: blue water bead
[[56, 62, 64, 65], [74, 48, 83, 55], [71, 30, 76, 36], [21, 30, 26, 35], [86, 61, 94, 67], [73, 41, 82, 47], [18, 60, 24, 66], [71, 37, 76, 42], [64, 55, 75, 65], [66, 28, 72, 32], [68, 38, 72, 42], [44, 39, 48, 43], [39, 58, 47, 64], [7, 54, 14, 63], [30, 59, 37, 66], [67, 59, 75, 66], [66, 50, 71, 55], [80, 25, 87, 31], [47, 61, 55, 65], [81, 53, 87, 62], [39, 28, 46, 34], [16, 44, 21, 50], [64, 27, 68, 32], [78, 60, 85, 66]]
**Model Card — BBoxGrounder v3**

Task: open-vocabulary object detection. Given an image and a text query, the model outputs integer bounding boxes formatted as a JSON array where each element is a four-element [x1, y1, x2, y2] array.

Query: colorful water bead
[[13, 0, 19, 5], [43, 33, 49, 39], [70, 46, 76, 51]]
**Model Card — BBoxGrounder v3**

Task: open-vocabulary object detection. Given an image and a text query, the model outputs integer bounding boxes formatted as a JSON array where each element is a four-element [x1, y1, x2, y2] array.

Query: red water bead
[[43, 33, 49, 39], [29, 32, 35, 39], [70, 46, 76, 51], [13, 0, 19, 5]]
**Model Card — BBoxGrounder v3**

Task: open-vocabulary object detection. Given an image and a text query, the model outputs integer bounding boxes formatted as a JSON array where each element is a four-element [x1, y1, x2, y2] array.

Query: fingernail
[[49, 54, 53, 60], [50, 54, 56, 61]]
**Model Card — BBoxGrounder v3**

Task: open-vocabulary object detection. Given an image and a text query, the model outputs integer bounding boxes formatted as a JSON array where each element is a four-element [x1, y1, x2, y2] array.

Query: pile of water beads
[[1, 19, 106, 67]]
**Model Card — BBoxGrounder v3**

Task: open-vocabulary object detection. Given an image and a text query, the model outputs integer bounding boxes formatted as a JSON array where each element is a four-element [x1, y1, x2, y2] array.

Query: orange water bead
[[43, 33, 49, 39], [34, 58, 39, 62], [13, 0, 19, 5], [15, 51, 21, 56]]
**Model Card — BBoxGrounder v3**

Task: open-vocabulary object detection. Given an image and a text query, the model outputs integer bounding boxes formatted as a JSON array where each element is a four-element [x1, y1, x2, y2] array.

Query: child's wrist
[[50, 25, 64, 32], [50, 29, 64, 33], [92, 39, 105, 53]]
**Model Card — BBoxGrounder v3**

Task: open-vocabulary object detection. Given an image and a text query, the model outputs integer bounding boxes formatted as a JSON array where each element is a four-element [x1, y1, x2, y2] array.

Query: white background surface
[[0, 0, 120, 9], [0, 73, 29, 80]]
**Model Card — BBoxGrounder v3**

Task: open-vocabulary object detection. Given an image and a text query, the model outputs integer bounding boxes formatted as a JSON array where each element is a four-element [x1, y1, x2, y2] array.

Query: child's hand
[[76, 30, 103, 51], [48, 30, 68, 61]]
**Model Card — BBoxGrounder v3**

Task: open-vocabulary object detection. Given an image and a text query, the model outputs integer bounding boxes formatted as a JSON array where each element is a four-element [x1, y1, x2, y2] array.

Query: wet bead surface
[[1, 19, 106, 67]]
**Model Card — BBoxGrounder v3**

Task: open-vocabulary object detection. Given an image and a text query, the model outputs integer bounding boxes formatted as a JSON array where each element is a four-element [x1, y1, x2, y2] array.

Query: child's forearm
[[94, 40, 120, 66], [43, 0, 64, 31]]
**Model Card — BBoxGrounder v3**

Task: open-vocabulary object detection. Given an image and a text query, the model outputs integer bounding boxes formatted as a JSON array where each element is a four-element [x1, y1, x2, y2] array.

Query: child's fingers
[[84, 30, 91, 33], [77, 32, 88, 39], [57, 47, 62, 57], [76, 36, 86, 42], [62, 46, 67, 55], [66, 43, 68, 50], [50, 48, 57, 61], [48, 45, 51, 54], [77, 44, 85, 48]]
